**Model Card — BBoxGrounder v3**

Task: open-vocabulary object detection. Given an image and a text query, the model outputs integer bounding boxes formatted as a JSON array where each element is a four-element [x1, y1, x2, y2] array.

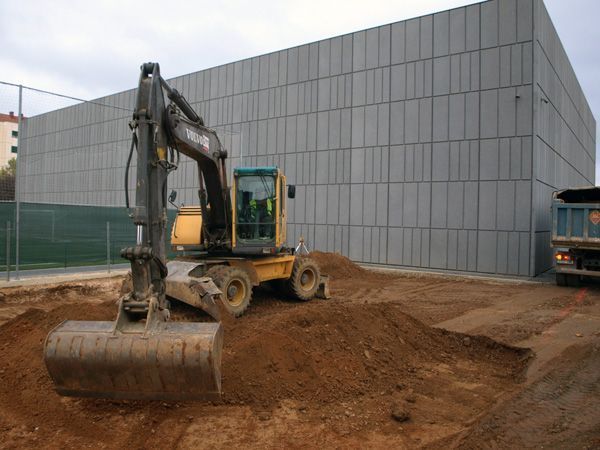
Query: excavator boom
[[43, 63, 224, 401]]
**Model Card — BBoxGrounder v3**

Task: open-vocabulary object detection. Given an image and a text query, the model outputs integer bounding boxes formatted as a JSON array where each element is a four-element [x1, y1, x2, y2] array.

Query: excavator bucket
[[44, 298, 223, 401]]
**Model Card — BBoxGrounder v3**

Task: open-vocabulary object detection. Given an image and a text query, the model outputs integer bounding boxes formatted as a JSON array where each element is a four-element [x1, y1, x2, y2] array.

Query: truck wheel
[[208, 266, 252, 317], [556, 273, 567, 286], [287, 257, 320, 301], [567, 274, 581, 287]]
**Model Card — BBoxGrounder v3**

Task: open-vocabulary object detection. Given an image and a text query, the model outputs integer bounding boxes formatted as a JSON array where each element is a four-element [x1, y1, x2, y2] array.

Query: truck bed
[[552, 187, 600, 249]]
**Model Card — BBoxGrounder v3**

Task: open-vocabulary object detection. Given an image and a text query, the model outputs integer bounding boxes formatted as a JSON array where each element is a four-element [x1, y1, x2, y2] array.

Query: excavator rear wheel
[[286, 257, 320, 301], [207, 265, 252, 317]]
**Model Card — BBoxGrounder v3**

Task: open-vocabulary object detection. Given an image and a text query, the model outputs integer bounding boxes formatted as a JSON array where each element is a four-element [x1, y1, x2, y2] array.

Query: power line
[[0, 80, 133, 113]]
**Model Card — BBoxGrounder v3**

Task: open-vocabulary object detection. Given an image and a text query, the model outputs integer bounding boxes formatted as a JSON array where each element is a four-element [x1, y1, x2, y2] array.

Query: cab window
[[236, 175, 276, 242]]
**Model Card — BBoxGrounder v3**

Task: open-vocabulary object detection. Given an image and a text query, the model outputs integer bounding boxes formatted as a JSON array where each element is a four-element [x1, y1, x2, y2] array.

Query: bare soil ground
[[0, 252, 598, 449]]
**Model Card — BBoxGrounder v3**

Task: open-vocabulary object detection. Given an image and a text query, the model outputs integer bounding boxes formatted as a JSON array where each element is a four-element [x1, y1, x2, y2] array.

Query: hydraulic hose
[[125, 132, 137, 209]]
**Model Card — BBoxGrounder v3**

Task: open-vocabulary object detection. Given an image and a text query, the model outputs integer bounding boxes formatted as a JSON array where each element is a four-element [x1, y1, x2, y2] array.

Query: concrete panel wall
[[531, 0, 596, 274], [17, 0, 595, 277]]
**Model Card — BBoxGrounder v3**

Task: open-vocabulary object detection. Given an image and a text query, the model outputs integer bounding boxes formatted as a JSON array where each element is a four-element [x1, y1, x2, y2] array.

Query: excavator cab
[[232, 167, 290, 254], [171, 166, 294, 256]]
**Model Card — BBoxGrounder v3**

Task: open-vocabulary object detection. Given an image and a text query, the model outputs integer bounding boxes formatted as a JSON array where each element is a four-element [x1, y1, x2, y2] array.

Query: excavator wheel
[[207, 265, 252, 317], [286, 257, 321, 301]]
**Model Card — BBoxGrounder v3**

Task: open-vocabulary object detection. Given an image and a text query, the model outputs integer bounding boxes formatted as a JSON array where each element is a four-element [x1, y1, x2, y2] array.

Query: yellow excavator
[[43, 62, 327, 401], [167, 164, 326, 317]]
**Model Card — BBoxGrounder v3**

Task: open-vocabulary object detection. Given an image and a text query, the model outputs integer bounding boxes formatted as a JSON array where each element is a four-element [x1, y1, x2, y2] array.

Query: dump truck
[[551, 187, 600, 286], [44, 62, 327, 401]]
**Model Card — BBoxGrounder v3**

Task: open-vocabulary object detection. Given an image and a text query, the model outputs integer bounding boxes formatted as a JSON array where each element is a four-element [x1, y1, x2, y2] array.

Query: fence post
[[106, 221, 111, 274], [15, 84, 22, 280], [6, 221, 10, 281]]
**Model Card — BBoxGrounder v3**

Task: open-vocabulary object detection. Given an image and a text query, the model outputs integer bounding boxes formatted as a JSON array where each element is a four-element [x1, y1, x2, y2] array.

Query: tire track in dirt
[[335, 279, 455, 304], [457, 343, 600, 449]]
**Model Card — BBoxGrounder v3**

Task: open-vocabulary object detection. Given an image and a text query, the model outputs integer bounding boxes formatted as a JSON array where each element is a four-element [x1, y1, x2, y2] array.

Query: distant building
[[0, 112, 19, 168], [15, 0, 597, 277]]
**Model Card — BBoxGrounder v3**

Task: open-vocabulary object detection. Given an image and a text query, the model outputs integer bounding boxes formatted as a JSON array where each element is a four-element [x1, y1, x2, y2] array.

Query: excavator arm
[[43, 63, 224, 401], [125, 62, 234, 297], [163, 102, 232, 249]]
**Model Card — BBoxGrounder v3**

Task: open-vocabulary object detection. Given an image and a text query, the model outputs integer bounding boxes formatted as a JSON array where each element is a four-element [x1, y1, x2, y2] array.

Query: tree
[[0, 158, 16, 177], [0, 158, 16, 201]]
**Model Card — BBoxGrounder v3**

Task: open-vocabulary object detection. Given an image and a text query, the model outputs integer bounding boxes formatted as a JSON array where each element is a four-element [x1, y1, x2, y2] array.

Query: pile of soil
[[0, 264, 539, 448], [0, 297, 527, 410], [222, 302, 528, 406], [0, 302, 117, 445], [0, 280, 122, 327], [0, 288, 528, 418], [310, 251, 369, 278], [3, 282, 117, 304]]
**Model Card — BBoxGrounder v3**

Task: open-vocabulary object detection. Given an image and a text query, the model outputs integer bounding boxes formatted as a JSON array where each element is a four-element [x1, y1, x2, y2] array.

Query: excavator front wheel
[[287, 257, 321, 301], [207, 265, 252, 317]]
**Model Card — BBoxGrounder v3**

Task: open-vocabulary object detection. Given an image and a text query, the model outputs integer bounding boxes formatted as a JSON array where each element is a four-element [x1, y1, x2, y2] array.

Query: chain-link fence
[[0, 81, 176, 279]]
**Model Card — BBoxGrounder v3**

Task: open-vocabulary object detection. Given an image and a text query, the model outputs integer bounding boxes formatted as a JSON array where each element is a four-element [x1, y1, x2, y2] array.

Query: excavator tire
[[286, 257, 321, 301], [205, 265, 229, 284], [207, 265, 252, 317]]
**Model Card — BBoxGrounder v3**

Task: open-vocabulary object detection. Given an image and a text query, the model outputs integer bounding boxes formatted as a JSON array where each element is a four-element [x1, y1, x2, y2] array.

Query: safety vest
[[249, 198, 273, 216]]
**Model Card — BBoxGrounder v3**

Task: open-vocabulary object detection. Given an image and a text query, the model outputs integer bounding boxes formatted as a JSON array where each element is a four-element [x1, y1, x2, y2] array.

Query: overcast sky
[[1, 0, 598, 173]]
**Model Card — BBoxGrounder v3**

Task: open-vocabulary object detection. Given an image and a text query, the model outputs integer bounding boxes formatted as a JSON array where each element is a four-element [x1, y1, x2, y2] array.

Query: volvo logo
[[185, 128, 210, 151]]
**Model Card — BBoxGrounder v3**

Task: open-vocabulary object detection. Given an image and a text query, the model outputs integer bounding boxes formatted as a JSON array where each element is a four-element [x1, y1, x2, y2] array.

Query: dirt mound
[[221, 302, 528, 407], [2, 280, 122, 305], [0, 296, 527, 415], [0, 277, 534, 448], [310, 251, 369, 279], [0, 302, 117, 444]]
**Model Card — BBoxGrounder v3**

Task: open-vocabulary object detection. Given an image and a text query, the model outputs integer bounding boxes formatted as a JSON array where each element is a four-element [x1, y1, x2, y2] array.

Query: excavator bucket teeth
[[44, 320, 223, 401]]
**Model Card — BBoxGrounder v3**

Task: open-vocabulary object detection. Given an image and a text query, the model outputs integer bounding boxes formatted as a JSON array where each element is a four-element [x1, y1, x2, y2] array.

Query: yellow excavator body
[[168, 168, 328, 317], [170, 168, 297, 289]]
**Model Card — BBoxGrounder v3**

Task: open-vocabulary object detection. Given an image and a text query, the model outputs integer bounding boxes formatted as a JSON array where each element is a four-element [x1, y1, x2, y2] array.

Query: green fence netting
[[0, 202, 177, 271]]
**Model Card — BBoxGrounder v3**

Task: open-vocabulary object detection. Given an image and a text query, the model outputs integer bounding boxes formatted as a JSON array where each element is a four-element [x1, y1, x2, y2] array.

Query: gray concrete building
[[17, 0, 596, 277]]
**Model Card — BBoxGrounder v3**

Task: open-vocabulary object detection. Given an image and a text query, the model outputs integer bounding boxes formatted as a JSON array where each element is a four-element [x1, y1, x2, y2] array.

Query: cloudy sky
[[1, 0, 598, 171]]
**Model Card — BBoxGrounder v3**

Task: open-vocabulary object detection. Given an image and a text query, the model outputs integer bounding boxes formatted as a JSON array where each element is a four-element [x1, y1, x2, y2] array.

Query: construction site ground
[[0, 252, 598, 449]]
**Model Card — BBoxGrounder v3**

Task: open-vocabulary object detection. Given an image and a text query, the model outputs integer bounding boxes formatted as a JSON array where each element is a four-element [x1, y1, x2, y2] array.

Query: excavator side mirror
[[168, 190, 178, 208], [287, 185, 296, 199]]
